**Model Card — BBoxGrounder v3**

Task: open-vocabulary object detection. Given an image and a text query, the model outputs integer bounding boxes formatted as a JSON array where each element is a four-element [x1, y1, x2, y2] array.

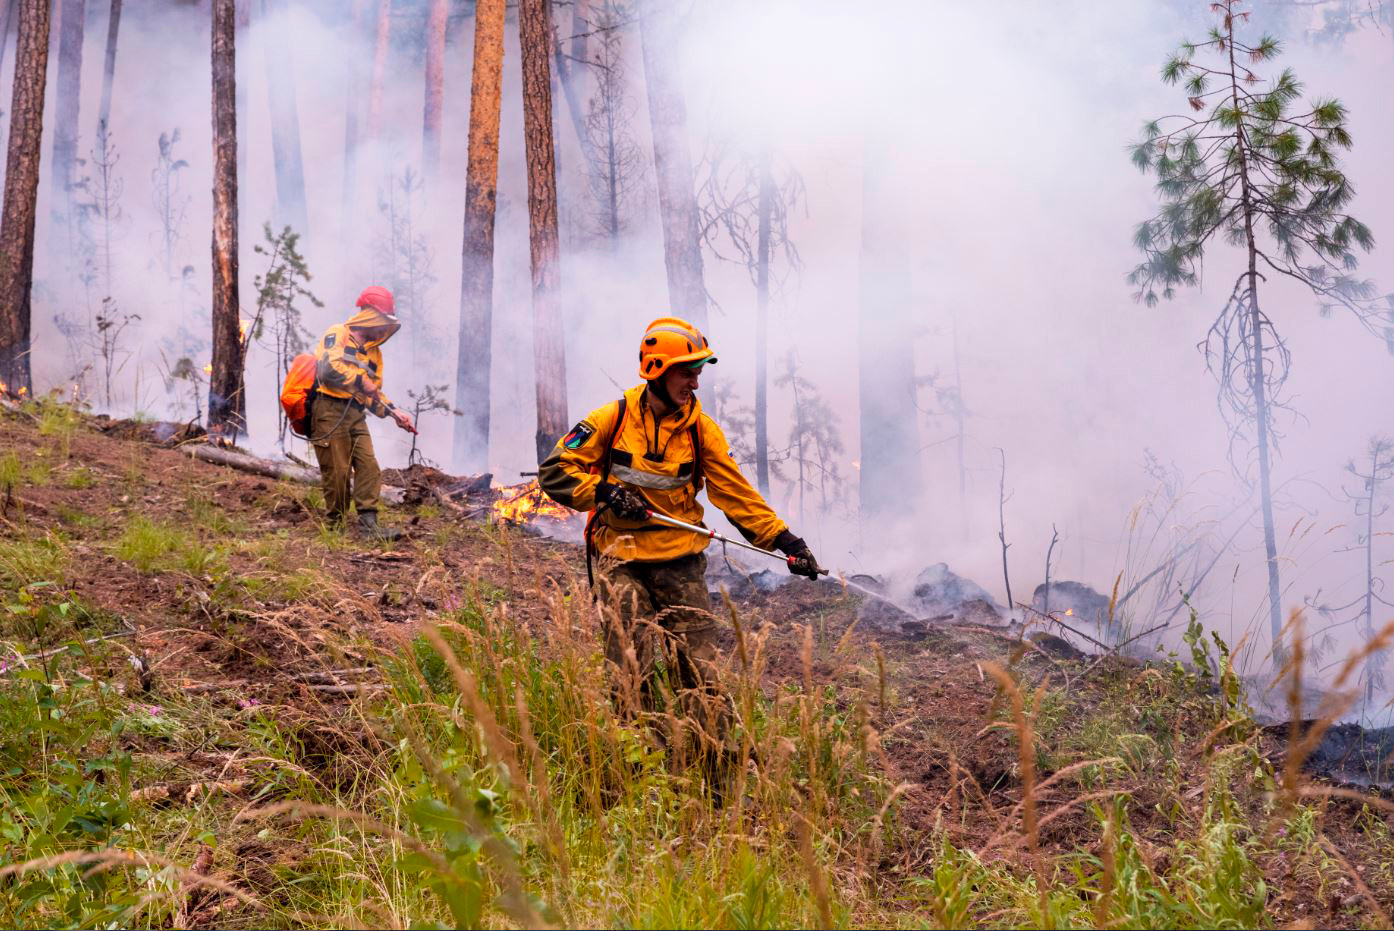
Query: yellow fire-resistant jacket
[[314, 306, 401, 418], [539, 383, 788, 563]]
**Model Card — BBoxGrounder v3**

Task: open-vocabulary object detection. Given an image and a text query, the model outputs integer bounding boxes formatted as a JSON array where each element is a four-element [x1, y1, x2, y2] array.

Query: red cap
[[355, 285, 396, 317]]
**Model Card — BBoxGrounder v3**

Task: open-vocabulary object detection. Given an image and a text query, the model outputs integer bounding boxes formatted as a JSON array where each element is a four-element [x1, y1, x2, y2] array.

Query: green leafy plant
[[1130, 0, 1389, 667]]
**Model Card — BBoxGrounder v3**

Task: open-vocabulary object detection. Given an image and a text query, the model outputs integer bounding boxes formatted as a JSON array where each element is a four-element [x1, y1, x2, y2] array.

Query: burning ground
[[2, 400, 1394, 928]]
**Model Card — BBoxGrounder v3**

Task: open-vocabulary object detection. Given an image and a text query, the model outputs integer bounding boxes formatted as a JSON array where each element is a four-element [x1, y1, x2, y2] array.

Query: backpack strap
[[688, 421, 703, 490], [585, 396, 628, 589]]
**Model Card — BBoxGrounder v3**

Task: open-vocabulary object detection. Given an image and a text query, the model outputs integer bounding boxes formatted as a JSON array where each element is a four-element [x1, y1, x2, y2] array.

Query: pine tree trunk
[[520, 0, 568, 463], [48, 0, 83, 248], [209, 0, 245, 439], [754, 149, 772, 497], [96, 0, 120, 128], [638, 0, 706, 330], [262, 0, 308, 238], [0, 0, 50, 396], [340, 0, 365, 225], [452, 0, 505, 472], [421, 0, 446, 181], [857, 140, 921, 524], [367, 0, 390, 140]]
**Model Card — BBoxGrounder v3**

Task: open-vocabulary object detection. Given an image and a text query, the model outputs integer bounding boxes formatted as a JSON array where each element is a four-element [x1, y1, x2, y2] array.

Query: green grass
[[61, 467, 96, 489], [111, 517, 222, 576], [36, 401, 81, 460], [0, 535, 69, 589]]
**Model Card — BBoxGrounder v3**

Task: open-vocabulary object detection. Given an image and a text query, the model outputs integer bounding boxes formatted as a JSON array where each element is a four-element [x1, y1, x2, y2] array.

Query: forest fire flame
[[0, 379, 27, 399], [491, 480, 575, 526]]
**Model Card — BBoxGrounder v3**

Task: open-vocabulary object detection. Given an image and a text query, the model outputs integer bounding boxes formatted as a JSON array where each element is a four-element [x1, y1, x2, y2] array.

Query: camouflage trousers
[[594, 552, 732, 769], [310, 395, 381, 522]]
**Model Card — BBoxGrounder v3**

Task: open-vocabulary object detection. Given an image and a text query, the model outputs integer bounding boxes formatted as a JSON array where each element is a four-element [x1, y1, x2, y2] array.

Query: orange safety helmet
[[356, 285, 397, 318], [638, 316, 717, 380]]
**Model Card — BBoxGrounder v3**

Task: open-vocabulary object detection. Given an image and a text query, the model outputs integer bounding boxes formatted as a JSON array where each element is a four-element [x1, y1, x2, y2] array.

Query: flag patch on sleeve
[[563, 421, 595, 450]]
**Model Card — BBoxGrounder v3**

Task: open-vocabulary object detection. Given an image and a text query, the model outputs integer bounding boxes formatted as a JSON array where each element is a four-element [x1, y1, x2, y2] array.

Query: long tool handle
[[645, 509, 828, 576]]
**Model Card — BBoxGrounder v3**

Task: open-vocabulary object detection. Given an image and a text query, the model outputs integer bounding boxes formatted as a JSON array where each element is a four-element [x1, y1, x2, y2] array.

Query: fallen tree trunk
[[184, 444, 406, 505]]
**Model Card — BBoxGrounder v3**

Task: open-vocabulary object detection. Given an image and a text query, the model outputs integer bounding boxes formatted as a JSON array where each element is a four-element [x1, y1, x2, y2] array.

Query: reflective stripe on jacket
[[539, 383, 788, 563], [313, 306, 400, 417]]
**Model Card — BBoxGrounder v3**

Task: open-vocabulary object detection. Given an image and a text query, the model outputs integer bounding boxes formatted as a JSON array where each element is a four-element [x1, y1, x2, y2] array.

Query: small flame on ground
[[202, 364, 213, 376], [491, 480, 574, 525], [1065, 608, 1074, 616]]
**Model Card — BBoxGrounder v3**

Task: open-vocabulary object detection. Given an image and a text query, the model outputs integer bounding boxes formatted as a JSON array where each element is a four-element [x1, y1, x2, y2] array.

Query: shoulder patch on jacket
[[563, 421, 595, 450], [324, 333, 336, 348]]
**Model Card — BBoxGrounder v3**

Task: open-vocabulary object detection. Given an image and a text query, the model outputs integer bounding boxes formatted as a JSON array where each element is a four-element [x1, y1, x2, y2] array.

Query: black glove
[[595, 481, 649, 522], [774, 530, 822, 580]]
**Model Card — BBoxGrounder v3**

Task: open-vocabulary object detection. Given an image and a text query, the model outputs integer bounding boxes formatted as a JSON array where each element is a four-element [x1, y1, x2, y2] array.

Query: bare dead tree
[[79, 119, 122, 296], [452, 0, 506, 472], [95, 297, 138, 408], [638, 0, 706, 329], [208, 0, 246, 439], [152, 128, 191, 280], [997, 448, 1014, 615], [97, 0, 122, 129], [697, 142, 804, 497], [1041, 524, 1060, 618], [582, 0, 644, 246], [374, 165, 436, 371], [520, 0, 569, 463], [0, 0, 51, 397], [551, 0, 604, 187], [1308, 439, 1394, 711]]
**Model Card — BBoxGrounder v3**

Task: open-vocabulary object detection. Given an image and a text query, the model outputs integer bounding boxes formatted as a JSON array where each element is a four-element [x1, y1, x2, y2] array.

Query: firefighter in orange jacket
[[539, 316, 820, 777], [311, 286, 416, 540]]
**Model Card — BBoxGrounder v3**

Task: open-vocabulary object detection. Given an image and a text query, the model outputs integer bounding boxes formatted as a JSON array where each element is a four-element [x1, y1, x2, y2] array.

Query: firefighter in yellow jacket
[[311, 286, 416, 540], [539, 316, 820, 777]]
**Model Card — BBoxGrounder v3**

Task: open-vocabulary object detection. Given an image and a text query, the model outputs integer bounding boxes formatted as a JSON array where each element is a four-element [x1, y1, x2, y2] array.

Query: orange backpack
[[280, 353, 318, 438]]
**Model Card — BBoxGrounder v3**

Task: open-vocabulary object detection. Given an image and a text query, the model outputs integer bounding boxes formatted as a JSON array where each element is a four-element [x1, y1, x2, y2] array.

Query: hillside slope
[[0, 400, 1390, 929]]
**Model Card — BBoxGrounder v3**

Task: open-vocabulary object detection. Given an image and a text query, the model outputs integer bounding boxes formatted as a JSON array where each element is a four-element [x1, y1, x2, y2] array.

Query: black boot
[[356, 510, 402, 542]]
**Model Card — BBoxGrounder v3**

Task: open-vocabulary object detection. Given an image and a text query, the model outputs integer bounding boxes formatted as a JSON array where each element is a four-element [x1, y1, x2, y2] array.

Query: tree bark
[[452, 0, 505, 472], [96, 0, 120, 128], [48, 0, 83, 248], [520, 0, 568, 463], [340, 0, 365, 226], [857, 138, 921, 525], [367, 0, 390, 140], [421, 0, 446, 181], [754, 148, 772, 496], [0, 0, 50, 396], [638, 0, 706, 330], [209, 0, 245, 439], [261, 0, 308, 238]]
